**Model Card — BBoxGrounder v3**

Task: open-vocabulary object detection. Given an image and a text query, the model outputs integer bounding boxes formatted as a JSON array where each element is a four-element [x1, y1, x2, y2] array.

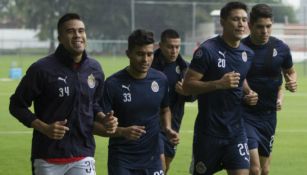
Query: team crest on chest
[[273, 48, 277, 57], [242, 51, 247, 62], [87, 74, 96, 88], [151, 81, 159, 92]]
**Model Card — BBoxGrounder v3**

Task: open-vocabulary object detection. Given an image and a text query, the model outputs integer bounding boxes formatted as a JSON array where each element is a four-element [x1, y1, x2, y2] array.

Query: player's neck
[[126, 66, 147, 79], [250, 35, 268, 45], [221, 35, 240, 48], [72, 54, 83, 63]]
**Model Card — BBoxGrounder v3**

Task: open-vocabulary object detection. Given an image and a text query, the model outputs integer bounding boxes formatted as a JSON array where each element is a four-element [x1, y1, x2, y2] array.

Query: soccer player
[[241, 4, 297, 175], [101, 29, 179, 175], [9, 13, 117, 175], [152, 29, 195, 174], [183, 2, 253, 175]]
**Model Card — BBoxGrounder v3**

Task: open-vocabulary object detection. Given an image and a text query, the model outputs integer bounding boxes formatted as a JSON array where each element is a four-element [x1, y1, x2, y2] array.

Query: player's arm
[[175, 78, 197, 102], [94, 79, 120, 136], [9, 65, 70, 140], [276, 85, 283, 111], [182, 68, 241, 95], [95, 126, 146, 140], [92, 70, 119, 134], [242, 79, 258, 106], [175, 78, 189, 96], [283, 67, 297, 92], [93, 111, 118, 136], [9, 65, 42, 128], [31, 119, 69, 140], [160, 107, 179, 145], [94, 115, 145, 140]]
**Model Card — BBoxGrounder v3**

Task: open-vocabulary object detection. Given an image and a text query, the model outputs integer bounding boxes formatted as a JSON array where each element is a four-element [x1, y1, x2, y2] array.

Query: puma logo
[[218, 51, 226, 59], [58, 76, 67, 84], [122, 84, 130, 91], [244, 157, 250, 162]]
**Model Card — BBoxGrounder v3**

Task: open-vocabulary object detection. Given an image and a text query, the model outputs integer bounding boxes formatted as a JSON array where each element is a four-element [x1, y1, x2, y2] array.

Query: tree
[[0, 0, 23, 28], [7, 0, 297, 53], [73, 0, 131, 40], [14, 0, 132, 52], [15, 0, 74, 52]]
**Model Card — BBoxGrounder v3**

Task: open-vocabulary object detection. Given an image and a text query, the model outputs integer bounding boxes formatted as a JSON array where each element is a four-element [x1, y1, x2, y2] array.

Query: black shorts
[[159, 132, 176, 157], [108, 164, 164, 175], [244, 111, 277, 157], [192, 133, 250, 175]]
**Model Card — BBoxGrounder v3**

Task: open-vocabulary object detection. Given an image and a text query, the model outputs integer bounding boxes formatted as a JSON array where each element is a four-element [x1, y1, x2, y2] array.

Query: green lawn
[[0, 55, 306, 175]]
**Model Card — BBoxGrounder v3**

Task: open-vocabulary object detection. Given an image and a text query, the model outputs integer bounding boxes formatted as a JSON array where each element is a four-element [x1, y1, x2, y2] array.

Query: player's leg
[[66, 157, 96, 175], [159, 132, 166, 173], [258, 132, 274, 175], [33, 159, 68, 175], [227, 169, 249, 175], [258, 112, 276, 175], [164, 156, 173, 173], [252, 135, 273, 175], [163, 137, 176, 174], [260, 155, 272, 175], [249, 149, 261, 175], [160, 154, 166, 173], [244, 118, 261, 175]]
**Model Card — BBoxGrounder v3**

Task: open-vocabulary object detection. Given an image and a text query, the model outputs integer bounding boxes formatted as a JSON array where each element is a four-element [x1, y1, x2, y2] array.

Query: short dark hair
[[250, 4, 273, 24], [160, 29, 180, 43], [220, 1, 248, 20], [57, 13, 82, 35], [128, 29, 154, 51]]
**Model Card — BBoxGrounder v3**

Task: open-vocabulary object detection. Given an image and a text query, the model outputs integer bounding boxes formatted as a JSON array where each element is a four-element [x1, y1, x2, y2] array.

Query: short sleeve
[[189, 47, 211, 75]]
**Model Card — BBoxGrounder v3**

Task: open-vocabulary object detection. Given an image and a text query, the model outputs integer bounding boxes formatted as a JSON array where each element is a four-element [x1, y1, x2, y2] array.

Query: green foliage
[[0, 1, 298, 52], [0, 0, 23, 28], [78, 0, 131, 40], [273, 5, 297, 23]]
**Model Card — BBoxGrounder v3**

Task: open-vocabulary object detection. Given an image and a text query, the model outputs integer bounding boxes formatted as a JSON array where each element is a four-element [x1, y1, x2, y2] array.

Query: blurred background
[[1, 0, 307, 79], [1, 1, 306, 174], [0, 0, 307, 58]]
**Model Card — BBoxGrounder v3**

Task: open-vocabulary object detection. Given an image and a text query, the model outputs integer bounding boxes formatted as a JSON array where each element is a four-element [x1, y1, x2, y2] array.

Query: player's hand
[[285, 73, 297, 92], [45, 119, 69, 140], [276, 99, 282, 111], [175, 79, 188, 96], [101, 111, 118, 134], [217, 71, 240, 89], [165, 128, 180, 145], [121, 125, 146, 140], [243, 90, 258, 106]]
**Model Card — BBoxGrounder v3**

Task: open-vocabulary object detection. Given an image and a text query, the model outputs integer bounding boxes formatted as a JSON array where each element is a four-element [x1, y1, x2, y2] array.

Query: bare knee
[[261, 166, 270, 175], [250, 165, 261, 175], [260, 156, 271, 175]]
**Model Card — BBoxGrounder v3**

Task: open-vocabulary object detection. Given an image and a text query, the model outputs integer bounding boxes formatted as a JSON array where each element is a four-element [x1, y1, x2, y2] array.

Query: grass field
[[0, 55, 306, 175]]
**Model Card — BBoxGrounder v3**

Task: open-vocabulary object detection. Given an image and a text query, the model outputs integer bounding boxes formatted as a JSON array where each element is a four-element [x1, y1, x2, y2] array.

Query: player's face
[[249, 18, 272, 45], [159, 38, 181, 63], [127, 44, 154, 74], [221, 9, 248, 41], [58, 19, 87, 59]]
